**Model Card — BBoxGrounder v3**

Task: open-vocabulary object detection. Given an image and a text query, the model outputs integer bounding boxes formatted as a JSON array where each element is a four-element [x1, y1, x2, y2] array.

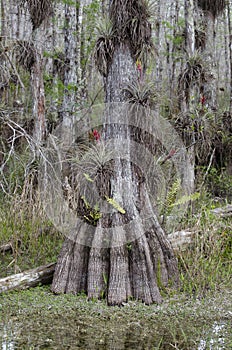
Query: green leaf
[[105, 196, 126, 214], [81, 196, 90, 209], [83, 173, 94, 182], [171, 192, 200, 207]]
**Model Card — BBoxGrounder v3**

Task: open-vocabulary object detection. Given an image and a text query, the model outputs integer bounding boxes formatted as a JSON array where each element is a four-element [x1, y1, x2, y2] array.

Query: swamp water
[[0, 287, 231, 349]]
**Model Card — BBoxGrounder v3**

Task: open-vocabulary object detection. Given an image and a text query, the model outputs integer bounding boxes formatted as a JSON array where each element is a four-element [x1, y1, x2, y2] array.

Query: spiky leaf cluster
[[109, 0, 153, 58], [94, 0, 154, 76], [195, 28, 206, 50], [123, 81, 157, 107], [178, 55, 207, 92], [53, 51, 65, 81], [21, 0, 53, 30], [14, 40, 36, 71], [94, 19, 115, 77], [195, 0, 226, 18]]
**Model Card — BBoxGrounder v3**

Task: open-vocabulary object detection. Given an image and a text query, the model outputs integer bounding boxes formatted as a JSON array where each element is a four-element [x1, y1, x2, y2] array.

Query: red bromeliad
[[136, 59, 142, 80], [89, 129, 101, 142], [160, 149, 176, 165], [92, 129, 100, 141], [200, 94, 206, 106]]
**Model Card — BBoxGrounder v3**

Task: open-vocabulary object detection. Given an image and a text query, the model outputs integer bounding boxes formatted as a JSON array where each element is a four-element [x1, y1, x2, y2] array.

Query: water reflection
[[1, 324, 15, 350], [0, 320, 230, 349]]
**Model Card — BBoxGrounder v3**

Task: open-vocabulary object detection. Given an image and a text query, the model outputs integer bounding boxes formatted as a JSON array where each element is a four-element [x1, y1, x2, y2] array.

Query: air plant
[[178, 54, 208, 95], [174, 110, 213, 162], [21, 0, 53, 30], [14, 40, 36, 71], [123, 80, 157, 107], [109, 0, 155, 31], [94, 0, 155, 76], [177, 54, 214, 147], [53, 50, 65, 81], [129, 16, 153, 61], [93, 18, 115, 77], [63, 140, 115, 214], [195, 28, 207, 51], [110, 0, 154, 59], [195, 0, 226, 18]]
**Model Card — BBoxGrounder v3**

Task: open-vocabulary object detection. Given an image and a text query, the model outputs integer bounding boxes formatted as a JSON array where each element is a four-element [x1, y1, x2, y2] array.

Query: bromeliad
[[89, 129, 101, 142], [136, 59, 143, 81], [200, 94, 206, 106], [160, 149, 176, 165]]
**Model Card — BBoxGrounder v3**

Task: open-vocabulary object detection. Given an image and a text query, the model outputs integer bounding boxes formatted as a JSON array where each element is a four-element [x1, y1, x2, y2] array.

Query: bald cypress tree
[[51, 0, 179, 305]]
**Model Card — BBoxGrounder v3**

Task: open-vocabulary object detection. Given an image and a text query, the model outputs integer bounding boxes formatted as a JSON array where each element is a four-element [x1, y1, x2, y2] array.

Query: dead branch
[[168, 230, 194, 251], [0, 243, 13, 253], [211, 204, 232, 217]]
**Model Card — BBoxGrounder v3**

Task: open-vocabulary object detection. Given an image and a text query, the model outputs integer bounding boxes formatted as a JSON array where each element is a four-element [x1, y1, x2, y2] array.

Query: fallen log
[[210, 204, 232, 217], [0, 239, 21, 254], [168, 230, 194, 251], [0, 262, 56, 293]]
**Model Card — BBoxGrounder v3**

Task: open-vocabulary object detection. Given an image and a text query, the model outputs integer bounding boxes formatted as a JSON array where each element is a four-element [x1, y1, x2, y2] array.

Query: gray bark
[[31, 48, 46, 143], [0, 263, 56, 293], [227, 2, 232, 113], [179, 0, 196, 194], [61, 1, 78, 129], [52, 39, 179, 304]]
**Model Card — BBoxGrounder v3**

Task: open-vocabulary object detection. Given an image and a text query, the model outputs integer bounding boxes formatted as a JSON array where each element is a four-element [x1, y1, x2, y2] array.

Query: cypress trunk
[[51, 0, 179, 305]]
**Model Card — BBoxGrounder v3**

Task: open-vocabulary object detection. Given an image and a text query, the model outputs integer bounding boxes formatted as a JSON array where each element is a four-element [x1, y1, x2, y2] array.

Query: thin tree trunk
[[31, 49, 46, 143], [155, 0, 162, 89], [1, 0, 6, 44], [62, 0, 78, 128], [228, 1, 232, 113], [185, 0, 195, 57], [180, 0, 196, 194], [223, 9, 230, 94], [76, 1, 82, 87], [170, 0, 180, 100]]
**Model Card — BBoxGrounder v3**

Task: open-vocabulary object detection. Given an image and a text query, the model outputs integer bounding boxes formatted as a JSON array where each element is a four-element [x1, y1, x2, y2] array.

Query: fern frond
[[165, 178, 182, 211], [170, 192, 200, 207]]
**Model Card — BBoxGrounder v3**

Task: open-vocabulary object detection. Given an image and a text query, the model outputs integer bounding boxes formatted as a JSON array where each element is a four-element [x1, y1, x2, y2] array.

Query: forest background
[[0, 0, 231, 295]]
